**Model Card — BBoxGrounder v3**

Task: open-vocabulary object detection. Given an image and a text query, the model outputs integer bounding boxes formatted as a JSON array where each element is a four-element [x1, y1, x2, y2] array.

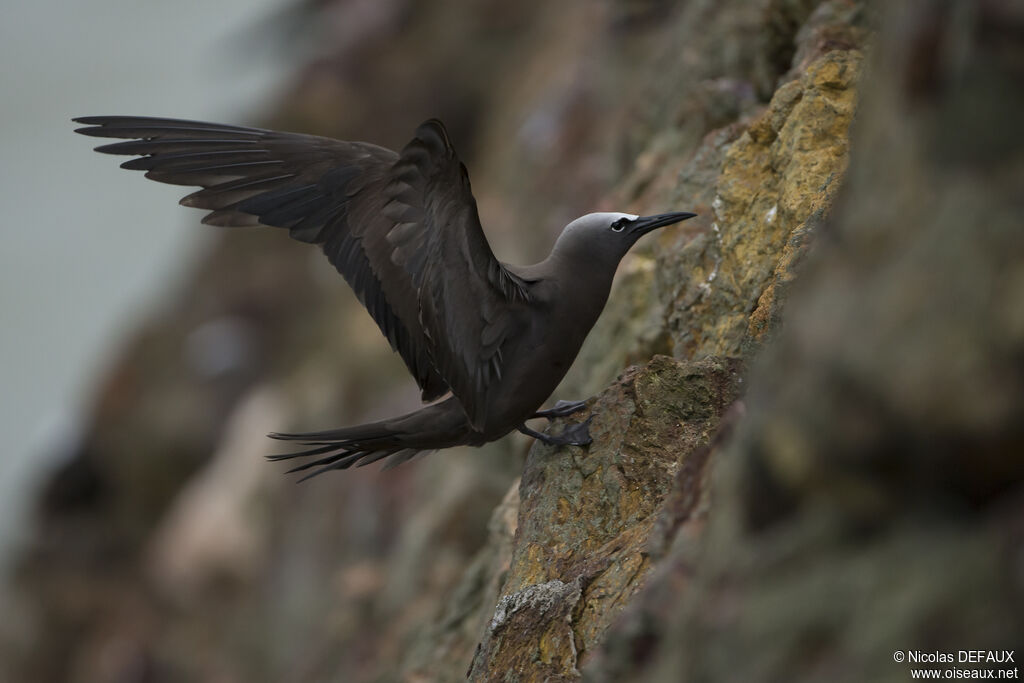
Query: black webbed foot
[[555, 416, 593, 446], [517, 415, 593, 448], [531, 400, 588, 420]]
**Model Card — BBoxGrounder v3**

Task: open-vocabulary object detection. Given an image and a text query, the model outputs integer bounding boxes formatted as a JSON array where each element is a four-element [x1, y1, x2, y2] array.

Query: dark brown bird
[[74, 116, 695, 478]]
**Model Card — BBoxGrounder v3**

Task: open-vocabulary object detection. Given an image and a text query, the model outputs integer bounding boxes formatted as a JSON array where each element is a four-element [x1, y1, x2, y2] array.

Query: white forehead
[[562, 212, 638, 236]]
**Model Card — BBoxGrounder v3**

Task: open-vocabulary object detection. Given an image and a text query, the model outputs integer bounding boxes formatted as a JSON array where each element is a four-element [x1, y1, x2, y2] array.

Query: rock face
[[669, 49, 860, 357], [7, 1, 1023, 682], [468, 357, 743, 681], [559, 1, 868, 399], [600, 3, 1024, 680]]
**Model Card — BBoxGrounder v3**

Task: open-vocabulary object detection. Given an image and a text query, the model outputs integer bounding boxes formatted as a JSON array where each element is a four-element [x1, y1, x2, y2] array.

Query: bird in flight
[[75, 116, 695, 479]]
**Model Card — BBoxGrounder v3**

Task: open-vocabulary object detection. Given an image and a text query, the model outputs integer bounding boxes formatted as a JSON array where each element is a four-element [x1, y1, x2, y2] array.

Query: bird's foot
[[555, 417, 593, 446], [532, 400, 588, 420], [517, 416, 593, 448]]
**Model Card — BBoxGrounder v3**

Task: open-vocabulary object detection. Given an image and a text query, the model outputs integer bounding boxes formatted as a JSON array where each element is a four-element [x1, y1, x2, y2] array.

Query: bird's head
[[553, 211, 697, 265]]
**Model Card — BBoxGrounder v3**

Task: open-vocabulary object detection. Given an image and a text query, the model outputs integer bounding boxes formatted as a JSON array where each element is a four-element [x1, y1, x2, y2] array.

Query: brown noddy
[[74, 116, 695, 478]]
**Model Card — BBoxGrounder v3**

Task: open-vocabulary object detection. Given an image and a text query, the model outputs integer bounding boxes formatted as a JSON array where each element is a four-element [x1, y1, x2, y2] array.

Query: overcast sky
[[0, 0, 293, 573]]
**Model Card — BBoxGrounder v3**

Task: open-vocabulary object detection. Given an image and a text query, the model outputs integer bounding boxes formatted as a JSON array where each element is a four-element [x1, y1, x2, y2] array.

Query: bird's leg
[[517, 416, 593, 447], [531, 400, 588, 420]]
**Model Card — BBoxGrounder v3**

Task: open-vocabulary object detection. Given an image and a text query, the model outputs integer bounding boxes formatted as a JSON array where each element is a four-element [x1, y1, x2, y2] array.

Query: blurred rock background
[[3, 0, 1022, 682]]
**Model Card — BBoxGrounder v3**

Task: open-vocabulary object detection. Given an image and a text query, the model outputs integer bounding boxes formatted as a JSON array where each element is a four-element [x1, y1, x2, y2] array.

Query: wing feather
[[75, 115, 448, 401], [76, 116, 529, 424], [383, 120, 532, 429]]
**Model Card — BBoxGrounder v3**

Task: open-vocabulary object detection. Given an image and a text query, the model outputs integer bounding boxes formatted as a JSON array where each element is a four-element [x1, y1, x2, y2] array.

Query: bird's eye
[[610, 218, 627, 232]]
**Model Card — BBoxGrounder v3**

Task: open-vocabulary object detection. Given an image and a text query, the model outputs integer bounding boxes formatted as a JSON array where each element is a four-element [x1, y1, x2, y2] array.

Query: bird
[[74, 116, 695, 479]]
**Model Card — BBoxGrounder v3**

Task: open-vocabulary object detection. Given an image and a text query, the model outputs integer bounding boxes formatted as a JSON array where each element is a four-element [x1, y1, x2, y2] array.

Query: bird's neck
[[555, 235, 620, 277], [535, 246, 619, 319]]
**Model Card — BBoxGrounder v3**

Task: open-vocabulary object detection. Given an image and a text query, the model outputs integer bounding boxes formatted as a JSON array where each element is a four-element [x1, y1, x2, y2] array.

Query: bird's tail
[[267, 398, 471, 480]]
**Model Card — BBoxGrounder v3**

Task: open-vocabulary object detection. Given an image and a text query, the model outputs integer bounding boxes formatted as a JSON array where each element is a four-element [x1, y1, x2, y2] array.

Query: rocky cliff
[[5, 1, 1022, 682]]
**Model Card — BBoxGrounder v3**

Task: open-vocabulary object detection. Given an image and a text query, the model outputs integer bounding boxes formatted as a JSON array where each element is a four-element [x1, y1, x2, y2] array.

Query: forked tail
[[267, 398, 472, 480]]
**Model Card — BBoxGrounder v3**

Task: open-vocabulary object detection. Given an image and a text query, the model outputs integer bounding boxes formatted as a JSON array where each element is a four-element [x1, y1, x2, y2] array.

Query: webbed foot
[[517, 415, 593, 448]]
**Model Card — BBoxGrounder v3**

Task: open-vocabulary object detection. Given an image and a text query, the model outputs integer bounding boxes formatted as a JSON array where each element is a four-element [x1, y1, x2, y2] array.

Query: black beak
[[629, 211, 697, 237]]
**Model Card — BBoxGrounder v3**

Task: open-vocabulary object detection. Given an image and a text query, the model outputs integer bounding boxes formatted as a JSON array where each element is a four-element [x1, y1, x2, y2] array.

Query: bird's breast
[[479, 301, 598, 437]]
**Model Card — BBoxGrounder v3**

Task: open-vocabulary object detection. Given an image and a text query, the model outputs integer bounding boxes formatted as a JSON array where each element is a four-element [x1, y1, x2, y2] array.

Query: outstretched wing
[[74, 115, 449, 401], [75, 117, 529, 427], [384, 120, 531, 430]]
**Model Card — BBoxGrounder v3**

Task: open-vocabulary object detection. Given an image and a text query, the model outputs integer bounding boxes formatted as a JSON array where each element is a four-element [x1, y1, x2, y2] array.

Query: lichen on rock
[[667, 48, 862, 360], [467, 356, 743, 681]]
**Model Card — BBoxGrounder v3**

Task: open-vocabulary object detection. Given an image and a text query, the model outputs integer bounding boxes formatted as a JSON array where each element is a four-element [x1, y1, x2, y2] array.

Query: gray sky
[[0, 0, 292, 571]]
